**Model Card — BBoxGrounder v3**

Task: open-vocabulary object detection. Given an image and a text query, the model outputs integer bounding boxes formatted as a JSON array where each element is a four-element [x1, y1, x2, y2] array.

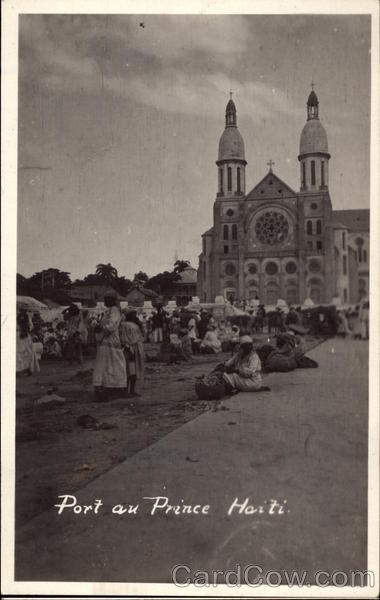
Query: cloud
[[19, 14, 304, 126]]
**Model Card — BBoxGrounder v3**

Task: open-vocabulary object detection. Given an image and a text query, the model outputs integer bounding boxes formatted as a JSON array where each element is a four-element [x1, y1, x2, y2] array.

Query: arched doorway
[[224, 282, 236, 303], [286, 288, 297, 305], [309, 277, 322, 304], [266, 282, 280, 305], [248, 288, 259, 300], [285, 278, 298, 305], [246, 278, 259, 301], [358, 278, 367, 300]]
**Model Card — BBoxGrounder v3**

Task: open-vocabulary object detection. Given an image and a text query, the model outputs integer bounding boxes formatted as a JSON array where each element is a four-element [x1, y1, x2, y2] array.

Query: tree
[[146, 271, 180, 295], [29, 268, 71, 289], [133, 271, 149, 286], [17, 273, 41, 297], [115, 276, 133, 296], [174, 259, 190, 273], [82, 273, 107, 286], [95, 263, 118, 284]]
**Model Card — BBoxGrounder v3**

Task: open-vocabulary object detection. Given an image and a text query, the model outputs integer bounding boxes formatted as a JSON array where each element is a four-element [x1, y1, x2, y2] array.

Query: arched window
[[358, 247, 362, 262], [321, 161, 325, 186], [237, 167, 241, 193], [232, 224, 237, 240], [219, 168, 223, 193], [302, 162, 306, 188], [306, 220, 313, 235], [343, 255, 347, 275], [223, 224, 229, 240], [311, 160, 316, 186], [316, 220, 322, 235], [342, 231, 346, 250], [227, 167, 232, 191], [363, 249, 367, 263]]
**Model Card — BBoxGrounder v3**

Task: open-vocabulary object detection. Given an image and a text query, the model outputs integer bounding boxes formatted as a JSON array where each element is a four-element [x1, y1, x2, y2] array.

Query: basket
[[195, 375, 226, 400]]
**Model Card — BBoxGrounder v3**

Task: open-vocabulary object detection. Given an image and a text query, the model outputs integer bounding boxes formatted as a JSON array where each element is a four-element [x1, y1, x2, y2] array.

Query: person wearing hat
[[92, 291, 127, 401], [223, 335, 270, 392]]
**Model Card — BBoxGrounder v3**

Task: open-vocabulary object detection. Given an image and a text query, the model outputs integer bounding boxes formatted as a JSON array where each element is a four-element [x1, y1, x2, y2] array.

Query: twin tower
[[216, 89, 330, 197], [198, 88, 336, 306]]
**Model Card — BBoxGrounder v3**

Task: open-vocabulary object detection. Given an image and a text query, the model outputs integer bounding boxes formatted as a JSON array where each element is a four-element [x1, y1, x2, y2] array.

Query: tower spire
[[217, 94, 247, 198], [225, 94, 237, 127], [307, 85, 319, 120]]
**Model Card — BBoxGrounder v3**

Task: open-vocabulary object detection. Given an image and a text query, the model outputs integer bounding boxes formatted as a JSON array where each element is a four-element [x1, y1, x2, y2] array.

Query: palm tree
[[95, 263, 118, 284]]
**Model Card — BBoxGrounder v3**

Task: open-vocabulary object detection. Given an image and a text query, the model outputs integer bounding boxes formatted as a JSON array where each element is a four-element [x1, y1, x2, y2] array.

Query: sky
[[17, 14, 371, 281]]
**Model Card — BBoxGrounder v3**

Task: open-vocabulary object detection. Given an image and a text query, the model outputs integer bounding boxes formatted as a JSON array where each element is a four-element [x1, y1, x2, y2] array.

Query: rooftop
[[333, 209, 369, 232]]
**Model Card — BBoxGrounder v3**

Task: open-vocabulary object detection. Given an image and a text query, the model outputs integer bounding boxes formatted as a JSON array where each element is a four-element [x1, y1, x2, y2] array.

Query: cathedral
[[197, 89, 369, 306]]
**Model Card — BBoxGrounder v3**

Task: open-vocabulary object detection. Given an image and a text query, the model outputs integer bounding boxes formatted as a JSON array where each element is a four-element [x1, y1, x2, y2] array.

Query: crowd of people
[[16, 294, 369, 401]]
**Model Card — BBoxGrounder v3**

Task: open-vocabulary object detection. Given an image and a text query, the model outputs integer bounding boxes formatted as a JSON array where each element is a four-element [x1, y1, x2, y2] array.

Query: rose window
[[255, 211, 289, 245]]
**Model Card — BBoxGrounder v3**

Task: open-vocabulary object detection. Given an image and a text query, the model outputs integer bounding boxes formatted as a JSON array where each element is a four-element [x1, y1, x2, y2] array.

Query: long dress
[[93, 306, 127, 388], [187, 317, 197, 340], [16, 312, 40, 374], [119, 320, 145, 380], [16, 328, 38, 373], [223, 350, 262, 391]]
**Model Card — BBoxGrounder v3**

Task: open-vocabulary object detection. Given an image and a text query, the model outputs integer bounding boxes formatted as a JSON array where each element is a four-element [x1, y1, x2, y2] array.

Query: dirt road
[[16, 348, 230, 526]]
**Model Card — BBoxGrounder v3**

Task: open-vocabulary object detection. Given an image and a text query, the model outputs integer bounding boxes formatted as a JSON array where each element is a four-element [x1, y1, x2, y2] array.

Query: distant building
[[164, 266, 198, 305], [198, 91, 369, 306], [69, 284, 124, 306], [125, 286, 161, 308], [332, 210, 369, 303]]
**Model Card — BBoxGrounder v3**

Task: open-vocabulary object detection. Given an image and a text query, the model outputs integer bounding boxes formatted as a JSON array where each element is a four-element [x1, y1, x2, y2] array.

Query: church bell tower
[[298, 86, 331, 192], [216, 94, 247, 198]]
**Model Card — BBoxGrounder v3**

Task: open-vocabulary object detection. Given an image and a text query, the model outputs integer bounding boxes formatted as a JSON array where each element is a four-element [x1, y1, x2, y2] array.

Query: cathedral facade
[[197, 90, 369, 306]]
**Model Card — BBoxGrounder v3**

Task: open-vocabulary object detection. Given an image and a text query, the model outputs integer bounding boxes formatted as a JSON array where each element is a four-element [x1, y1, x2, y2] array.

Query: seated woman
[[169, 328, 193, 363], [222, 336, 270, 392], [200, 325, 222, 354], [257, 329, 317, 372], [44, 335, 62, 358]]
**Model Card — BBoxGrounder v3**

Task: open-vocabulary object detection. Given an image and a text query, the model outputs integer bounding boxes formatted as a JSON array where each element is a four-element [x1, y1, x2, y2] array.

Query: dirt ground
[[15, 337, 320, 528]]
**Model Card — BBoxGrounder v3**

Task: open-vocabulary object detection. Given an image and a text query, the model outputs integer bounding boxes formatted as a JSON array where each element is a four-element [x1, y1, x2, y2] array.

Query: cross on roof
[[229, 89, 233, 100], [267, 159, 275, 172], [310, 79, 316, 91]]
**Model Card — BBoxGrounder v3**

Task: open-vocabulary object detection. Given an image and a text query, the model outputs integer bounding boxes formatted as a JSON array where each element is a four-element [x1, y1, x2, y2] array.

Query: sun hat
[[240, 335, 253, 344]]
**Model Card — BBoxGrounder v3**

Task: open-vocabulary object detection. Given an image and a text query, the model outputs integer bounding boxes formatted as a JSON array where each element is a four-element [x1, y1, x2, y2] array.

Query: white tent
[[17, 296, 48, 311]]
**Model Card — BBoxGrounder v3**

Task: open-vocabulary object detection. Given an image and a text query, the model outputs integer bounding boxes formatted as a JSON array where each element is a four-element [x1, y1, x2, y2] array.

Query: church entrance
[[310, 287, 321, 304], [224, 287, 236, 303], [286, 288, 297, 305], [248, 288, 259, 300], [309, 278, 322, 305], [266, 284, 280, 306]]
